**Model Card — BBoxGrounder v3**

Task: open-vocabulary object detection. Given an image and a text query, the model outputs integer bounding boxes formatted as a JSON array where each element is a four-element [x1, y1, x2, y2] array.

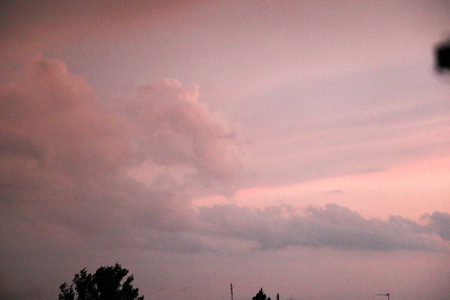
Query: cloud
[[0, 270, 49, 300], [423, 211, 450, 241], [0, 1, 208, 61], [1, 57, 448, 257], [198, 203, 449, 251], [125, 78, 242, 182], [0, 57, 241, 248]]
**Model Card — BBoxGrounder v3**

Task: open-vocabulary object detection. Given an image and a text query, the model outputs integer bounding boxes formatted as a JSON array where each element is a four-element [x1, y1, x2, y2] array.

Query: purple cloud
[[198, 203, 449, 251]]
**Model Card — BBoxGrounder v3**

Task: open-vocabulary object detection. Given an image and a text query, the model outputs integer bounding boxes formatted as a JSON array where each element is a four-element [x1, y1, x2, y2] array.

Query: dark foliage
[[59, 264, 144, 300], [253, 288, 271, 300]]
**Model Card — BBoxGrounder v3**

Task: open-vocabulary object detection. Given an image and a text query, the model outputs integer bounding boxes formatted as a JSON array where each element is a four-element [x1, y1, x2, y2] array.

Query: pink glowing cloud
[[0, 57, 242, 242], [3, 57, 447, 255], [1, 1, 449, 299]]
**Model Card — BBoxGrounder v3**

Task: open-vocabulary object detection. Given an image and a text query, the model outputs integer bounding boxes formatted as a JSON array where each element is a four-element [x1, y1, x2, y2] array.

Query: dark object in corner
[[435, 39, 450, 72]]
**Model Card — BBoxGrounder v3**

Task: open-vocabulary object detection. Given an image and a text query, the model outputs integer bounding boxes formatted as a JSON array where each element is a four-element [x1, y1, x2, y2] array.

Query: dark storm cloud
[[198, 203, 449, 251]]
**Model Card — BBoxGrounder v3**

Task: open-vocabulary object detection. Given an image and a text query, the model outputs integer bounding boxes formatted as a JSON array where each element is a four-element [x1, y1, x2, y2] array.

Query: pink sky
[[1, 1, 449, 299]]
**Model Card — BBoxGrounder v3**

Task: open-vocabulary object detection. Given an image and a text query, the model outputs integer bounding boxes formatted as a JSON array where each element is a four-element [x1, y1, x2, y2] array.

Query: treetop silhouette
[[253, 287, 271, 300], [59, 263, 144, 300]]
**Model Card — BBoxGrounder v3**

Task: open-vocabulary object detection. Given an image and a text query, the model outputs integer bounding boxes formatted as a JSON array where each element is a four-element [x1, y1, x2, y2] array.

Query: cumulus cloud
[[1, 56, 448, 259], [0, 58, 242, 249], [423, 211, 450, 241], [125, 78, 242, 182], [198, 203, 449, 251]]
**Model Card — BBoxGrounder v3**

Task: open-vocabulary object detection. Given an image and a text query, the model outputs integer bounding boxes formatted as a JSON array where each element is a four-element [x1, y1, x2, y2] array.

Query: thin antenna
[[376, 293, 390, 300], [230, 283, 234, 300]]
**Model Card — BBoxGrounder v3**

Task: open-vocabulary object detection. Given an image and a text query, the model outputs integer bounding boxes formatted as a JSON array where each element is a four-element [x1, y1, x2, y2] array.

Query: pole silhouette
[[230, 283, 233, 300], [377, 293, 390, 300]]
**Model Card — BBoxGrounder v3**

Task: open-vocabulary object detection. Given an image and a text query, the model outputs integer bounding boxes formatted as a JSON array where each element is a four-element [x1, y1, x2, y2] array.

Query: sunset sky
[[1, 1, 449, 299]]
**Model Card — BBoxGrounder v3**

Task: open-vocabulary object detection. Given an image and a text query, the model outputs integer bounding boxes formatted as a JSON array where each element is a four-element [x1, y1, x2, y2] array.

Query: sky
[[0, 1, 449, 299]]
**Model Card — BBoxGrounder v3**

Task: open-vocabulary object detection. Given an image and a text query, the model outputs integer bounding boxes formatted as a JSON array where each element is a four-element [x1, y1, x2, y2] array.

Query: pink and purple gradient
[[1, 1, 449, 299]]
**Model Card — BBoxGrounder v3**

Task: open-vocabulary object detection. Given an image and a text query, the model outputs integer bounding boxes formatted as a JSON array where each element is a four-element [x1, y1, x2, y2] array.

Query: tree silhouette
[[253, 288, 271, 300], [59, 264, 144, 300]]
